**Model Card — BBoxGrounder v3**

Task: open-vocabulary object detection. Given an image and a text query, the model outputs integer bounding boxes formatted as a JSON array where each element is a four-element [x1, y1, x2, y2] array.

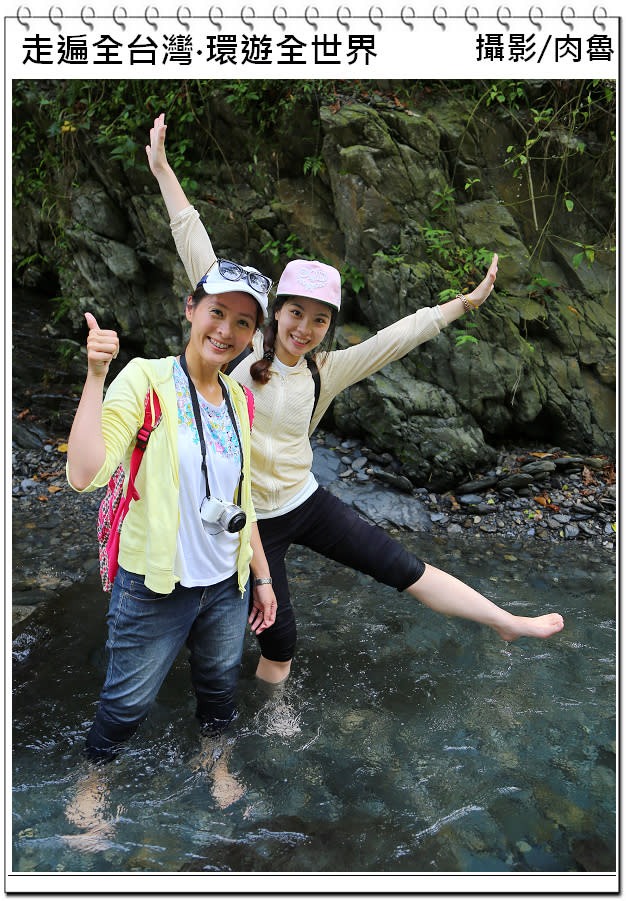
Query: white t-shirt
[[173, 359, 243, 587]]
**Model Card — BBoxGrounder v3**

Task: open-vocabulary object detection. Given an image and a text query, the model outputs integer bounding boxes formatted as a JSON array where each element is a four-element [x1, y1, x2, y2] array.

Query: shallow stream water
[[11, 535, 616, 884]]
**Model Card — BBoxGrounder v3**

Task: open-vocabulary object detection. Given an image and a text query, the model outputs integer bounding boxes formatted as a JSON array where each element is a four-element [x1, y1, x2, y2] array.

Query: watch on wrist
[[254, 577, 273, 586]]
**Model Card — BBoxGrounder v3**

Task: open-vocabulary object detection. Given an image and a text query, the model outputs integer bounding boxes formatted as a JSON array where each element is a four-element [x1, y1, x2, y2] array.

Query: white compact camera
[[199, 496, 247, 535]]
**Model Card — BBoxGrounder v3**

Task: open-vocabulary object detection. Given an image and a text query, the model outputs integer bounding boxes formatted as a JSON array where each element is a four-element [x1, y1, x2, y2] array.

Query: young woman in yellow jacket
[[67, 261, 277, 759], [147, 114, 564, 686]]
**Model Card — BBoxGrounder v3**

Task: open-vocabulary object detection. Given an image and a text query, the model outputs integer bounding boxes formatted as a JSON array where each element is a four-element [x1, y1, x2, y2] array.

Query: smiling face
[[274, 296, 333, 366], [185, 291, 258, 375]]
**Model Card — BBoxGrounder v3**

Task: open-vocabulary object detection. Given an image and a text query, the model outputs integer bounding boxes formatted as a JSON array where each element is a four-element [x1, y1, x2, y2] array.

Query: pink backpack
[[97, 383, 255, 592], [97, 389, 162, 591]]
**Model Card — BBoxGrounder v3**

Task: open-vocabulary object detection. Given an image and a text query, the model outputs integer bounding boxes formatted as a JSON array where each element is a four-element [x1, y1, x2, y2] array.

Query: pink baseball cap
[[276, 260, 342, 310]]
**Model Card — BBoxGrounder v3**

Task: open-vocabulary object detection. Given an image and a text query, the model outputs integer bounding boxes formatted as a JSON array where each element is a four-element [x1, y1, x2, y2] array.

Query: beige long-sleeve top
[[171, 205, 448, 514]]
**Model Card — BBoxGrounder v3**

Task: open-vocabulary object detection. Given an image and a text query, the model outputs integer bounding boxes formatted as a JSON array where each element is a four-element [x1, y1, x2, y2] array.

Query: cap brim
[[276, 291, 339, 311], [201, 282, 268, 317]]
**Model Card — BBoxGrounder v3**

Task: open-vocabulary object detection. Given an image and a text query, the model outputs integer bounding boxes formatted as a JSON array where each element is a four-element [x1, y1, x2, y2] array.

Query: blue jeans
[[85, 567, 249, 760]]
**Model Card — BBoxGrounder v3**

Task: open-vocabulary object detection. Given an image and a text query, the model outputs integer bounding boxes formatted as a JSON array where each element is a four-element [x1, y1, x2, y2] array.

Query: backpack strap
[[306, 357, 321, 424], [225, 345, 253, 375], [99, 388, 161, 592], [225, 349, 256, 430], [125, 389, 161, 503], [241, 384, 255, 428]]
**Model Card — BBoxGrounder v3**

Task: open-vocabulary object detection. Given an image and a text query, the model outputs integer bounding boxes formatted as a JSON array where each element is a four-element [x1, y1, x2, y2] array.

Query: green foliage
[[15, 252, 48, 273], [454, 333, 480, 348], [12, 77, 615, 341], [431, 184, 456, 212], [572, 243, 596, 269], [374, 244, 404, 265], [341, 264, 365, 295], [418, 224, 495, 349], [303, 154, 325, 177], [13, 80, 199, 207], [527, 273, 559, 304], [260, 234, 308, 263], [464, 176, 481, 195], [50, 296, 74, 323], [451, 313, 482, 348], [485, 81, 529, 109], [477, 78, 615, 268], [421, 225, 454, 261], [223, 79, 337, 132], [421, 224, 492, 300]]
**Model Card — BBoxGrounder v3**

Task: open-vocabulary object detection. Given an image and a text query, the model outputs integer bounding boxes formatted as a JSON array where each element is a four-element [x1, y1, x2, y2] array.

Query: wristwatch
[[254, 577, 273, 586]]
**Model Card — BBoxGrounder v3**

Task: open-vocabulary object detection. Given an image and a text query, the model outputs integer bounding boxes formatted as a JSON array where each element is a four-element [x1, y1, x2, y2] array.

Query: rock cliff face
[[13, 83, 615, 489]]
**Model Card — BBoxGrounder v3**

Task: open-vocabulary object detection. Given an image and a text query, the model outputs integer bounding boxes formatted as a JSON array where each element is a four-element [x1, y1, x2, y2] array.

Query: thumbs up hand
[[84, 312, 119, 378]]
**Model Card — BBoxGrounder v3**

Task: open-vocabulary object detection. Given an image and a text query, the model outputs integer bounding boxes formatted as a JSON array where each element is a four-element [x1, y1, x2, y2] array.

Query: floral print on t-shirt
[[173, 359, 240, 462]]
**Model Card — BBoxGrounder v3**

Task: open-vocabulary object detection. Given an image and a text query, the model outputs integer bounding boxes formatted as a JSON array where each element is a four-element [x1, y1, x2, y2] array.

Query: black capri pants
[[256, 486, 426, 662]]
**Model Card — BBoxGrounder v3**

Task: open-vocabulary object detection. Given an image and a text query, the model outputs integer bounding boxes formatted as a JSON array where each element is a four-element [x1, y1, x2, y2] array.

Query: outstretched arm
[[310, 253, 500, 429], [147, 113, 217, 287], [145, 113, 190, 219], [67, 313, 119, 491], [439, 253, 498, 324]]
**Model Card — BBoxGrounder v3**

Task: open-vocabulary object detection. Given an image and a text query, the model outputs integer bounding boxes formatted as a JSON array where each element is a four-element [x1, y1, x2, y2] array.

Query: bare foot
[[61, 825, 115, 853], [211, 760, 247, 809], [193, 738, 247, 809], [63, 769, 117, 851], [495, 612, 564, 642]]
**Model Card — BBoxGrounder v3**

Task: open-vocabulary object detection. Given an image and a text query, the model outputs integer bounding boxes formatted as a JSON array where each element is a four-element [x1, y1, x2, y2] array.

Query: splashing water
[[11, 536, 615, 880]]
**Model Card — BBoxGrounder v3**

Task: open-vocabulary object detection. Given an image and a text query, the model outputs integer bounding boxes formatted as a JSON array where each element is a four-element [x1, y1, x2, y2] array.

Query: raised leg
[[407, 563, 564, 641]]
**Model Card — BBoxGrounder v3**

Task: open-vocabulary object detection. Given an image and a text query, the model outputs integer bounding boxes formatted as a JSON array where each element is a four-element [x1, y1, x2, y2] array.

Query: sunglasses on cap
[[199, 258, 273, 296]]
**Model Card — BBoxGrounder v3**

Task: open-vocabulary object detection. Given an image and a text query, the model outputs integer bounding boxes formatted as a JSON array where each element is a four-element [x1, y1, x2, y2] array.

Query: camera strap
[[179, 351, 244, 507]]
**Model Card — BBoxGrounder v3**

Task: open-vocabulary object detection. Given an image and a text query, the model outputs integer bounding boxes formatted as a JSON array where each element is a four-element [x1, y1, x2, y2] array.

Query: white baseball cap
[[197, 258, 272, 318]]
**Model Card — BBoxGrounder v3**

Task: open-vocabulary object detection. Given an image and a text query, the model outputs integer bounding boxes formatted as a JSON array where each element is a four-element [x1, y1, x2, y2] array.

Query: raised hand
[[466, 253, 498, 308], [145, 112, 168, 178], [145, 113, 190, 218], [85, 312, 119, 378]]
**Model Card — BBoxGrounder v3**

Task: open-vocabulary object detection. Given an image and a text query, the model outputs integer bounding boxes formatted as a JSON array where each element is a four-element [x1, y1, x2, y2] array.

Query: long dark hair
[[250, 296, 338, 385]]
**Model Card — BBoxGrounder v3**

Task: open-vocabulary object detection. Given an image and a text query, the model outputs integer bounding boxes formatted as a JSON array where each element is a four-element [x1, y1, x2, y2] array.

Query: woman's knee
[[190, 658, 241, 716], [187, 616, 247, 702], [256, 616, 297, 662], [352, 528, 425, 590]]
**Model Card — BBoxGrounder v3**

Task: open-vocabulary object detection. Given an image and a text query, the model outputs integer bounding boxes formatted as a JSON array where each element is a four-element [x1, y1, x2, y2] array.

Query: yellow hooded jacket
[[67, 356, 255, 596]]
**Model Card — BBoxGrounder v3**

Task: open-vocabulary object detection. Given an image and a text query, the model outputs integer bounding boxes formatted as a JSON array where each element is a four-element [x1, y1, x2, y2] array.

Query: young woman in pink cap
[[147, 114, 564, 685], [66, 258, 277, 758]]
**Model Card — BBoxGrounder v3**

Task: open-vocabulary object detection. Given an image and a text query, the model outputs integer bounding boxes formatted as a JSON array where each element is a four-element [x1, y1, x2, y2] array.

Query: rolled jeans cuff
[[196, 702, 237, 737], [84, 707, 142, 762]]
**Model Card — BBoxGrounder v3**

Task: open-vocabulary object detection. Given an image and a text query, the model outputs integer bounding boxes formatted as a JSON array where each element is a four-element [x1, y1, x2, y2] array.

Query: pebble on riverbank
[[12, 428, 616, 626], [311, 431, 616, 550]]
